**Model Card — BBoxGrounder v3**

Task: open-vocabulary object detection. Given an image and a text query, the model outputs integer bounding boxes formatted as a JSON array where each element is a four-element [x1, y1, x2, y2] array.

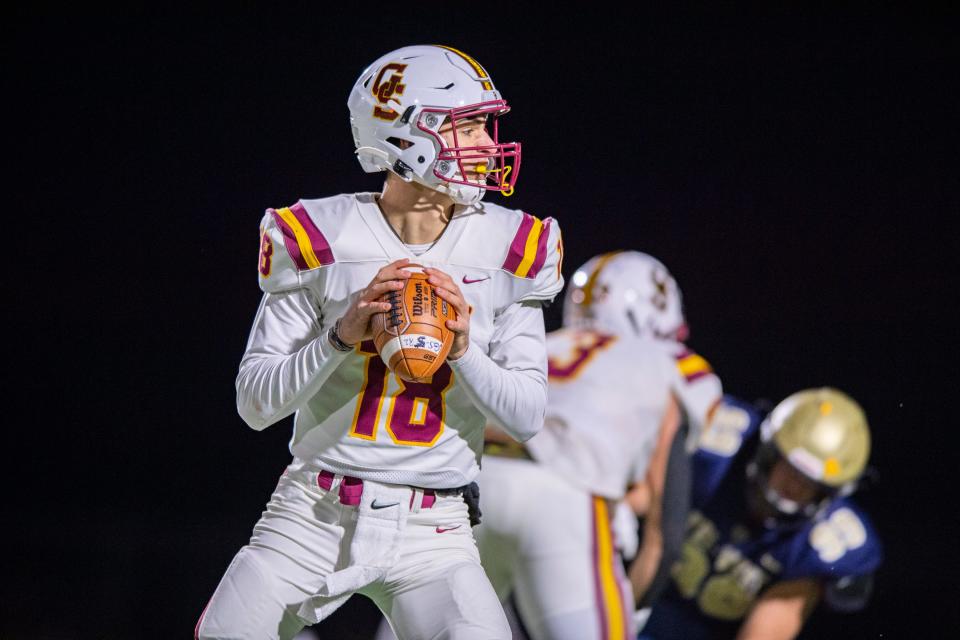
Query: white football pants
[[195, 459, 510, 640], [474, 456, 636, 640]]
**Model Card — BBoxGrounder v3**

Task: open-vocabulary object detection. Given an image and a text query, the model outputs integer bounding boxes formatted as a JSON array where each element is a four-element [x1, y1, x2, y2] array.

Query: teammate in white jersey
[[474, 251, 722, 640], [195, 45, 564, 640]]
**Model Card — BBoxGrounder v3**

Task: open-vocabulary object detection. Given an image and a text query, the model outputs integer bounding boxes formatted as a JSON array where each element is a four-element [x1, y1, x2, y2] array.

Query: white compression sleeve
[[447, 300, 547, 442], [235, 290, 351, 431]]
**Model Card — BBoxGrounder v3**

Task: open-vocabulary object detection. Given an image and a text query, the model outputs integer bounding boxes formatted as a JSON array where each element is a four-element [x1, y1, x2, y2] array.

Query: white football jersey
[[237, 193, 564, 489], [523, 328, 722, 499]]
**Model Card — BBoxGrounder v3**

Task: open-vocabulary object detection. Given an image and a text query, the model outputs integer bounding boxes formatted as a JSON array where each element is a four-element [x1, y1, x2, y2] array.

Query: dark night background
[[7, 6, 957, 639]]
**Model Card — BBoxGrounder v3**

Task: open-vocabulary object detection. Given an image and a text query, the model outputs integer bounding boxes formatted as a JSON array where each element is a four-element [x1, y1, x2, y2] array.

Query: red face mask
[[417, 100, 521, 196]]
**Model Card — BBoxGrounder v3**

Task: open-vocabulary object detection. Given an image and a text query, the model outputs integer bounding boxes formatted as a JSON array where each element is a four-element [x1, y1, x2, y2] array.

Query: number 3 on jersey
[[548, 330, 617, 381], [350, 341, 454, 446]]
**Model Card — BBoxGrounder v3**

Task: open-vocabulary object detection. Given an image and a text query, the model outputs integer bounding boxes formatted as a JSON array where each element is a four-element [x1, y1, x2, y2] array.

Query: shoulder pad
[[499, 211, 565, 303], [802, 501, 883, 577], [697, 395, 763, 458], [257, 201, 335, 293], [672, 345, 716, 384]]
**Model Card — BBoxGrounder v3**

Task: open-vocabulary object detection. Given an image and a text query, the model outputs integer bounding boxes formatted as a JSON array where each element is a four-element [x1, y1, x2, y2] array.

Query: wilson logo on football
[[371, 63, 407, 121]]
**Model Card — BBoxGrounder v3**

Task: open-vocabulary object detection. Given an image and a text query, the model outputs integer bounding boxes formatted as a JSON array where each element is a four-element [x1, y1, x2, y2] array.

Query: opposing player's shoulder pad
[[802, 500, 883, 578], [498, 209, 565, 303], [257, 200, 336, 293], [696, 395, 763, 459]]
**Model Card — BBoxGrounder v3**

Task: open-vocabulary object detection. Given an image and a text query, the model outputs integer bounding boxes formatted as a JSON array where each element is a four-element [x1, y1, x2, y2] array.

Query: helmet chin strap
[[430, 162, 488, 205], [762, 486, 806, 516], [434, 179, 484, 206]]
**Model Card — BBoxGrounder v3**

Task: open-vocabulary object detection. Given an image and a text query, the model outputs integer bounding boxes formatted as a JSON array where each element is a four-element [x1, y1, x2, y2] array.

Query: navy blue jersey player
[[639, 389, 882, 640]]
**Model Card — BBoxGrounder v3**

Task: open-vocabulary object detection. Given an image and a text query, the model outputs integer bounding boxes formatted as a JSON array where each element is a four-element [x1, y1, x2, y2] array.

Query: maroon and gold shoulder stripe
[[675, 348, 713, 383], [502, 213, 554, 279], [269, 202, 335, 271]]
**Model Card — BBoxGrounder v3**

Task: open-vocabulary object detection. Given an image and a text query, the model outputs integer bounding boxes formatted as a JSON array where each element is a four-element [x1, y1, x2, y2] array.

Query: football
[[372, 267, 457, 382]]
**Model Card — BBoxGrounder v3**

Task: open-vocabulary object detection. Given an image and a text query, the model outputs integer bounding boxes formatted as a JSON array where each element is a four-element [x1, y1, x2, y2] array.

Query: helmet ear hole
[[385, 137, 413, 151], [392, 159, 413, 180]]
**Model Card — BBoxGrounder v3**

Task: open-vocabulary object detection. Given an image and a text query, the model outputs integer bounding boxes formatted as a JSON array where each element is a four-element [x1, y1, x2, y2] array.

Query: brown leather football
[[371, 267, 457, 382]]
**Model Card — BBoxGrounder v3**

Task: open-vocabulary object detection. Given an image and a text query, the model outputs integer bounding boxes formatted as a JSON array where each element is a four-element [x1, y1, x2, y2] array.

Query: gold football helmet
[[750, 388, 871, 519]]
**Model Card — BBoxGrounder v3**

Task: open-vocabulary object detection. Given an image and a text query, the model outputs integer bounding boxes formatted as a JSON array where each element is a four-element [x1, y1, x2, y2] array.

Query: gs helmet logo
[[371, 63, 408, 121]]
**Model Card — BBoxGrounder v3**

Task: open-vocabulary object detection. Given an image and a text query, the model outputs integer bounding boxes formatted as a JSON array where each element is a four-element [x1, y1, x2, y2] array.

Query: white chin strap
[[426, 174, 486, 206], [764, 487, 801, 515], [764, 485, 823, 519]]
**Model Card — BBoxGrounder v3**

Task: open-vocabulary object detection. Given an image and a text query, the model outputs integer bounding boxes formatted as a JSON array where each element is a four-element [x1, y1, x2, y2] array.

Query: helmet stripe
[[434, 45, 494, 90], [581, 251, 622, 306]]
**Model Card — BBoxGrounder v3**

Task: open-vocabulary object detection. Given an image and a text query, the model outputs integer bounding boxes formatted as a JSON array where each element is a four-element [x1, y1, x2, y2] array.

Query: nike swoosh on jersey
[[435, 525, 463, 533], [370, 500, 399, 510], [462, 276, 490, 284]]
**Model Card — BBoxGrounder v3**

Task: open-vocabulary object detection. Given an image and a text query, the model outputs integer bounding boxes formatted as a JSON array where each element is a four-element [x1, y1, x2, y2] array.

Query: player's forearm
[[236, 335, 349, 430], [448, 345, 546, 441], [736, 579, 819, 640], [628, 491, 665, 604], [629, 533, 664, 605]]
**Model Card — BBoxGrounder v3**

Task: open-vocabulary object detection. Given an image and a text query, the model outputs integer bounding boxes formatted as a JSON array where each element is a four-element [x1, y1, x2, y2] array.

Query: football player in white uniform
[[195, 45, 564, 640], [475, 251, 722, 640]]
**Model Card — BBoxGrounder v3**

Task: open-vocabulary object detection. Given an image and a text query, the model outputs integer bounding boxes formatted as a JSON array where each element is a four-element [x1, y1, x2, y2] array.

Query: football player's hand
[[337, 259, 412, 346], [423, 267, 471, 360]]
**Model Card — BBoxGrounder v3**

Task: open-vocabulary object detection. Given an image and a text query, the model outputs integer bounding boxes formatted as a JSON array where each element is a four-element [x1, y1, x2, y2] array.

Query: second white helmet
[[347, 45, 521, 205], [563, 251, 688, 341]]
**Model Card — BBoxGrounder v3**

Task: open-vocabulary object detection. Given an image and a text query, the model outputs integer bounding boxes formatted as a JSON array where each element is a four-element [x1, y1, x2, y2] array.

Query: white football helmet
[[562, 251, 688, 341], [347, 45, 521, 205]]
